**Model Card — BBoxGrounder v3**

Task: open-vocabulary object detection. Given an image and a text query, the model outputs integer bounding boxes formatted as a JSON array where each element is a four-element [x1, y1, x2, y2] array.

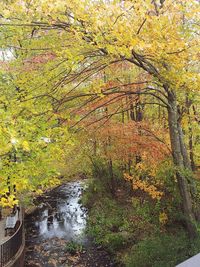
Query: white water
[[35, 181, 88, 243]]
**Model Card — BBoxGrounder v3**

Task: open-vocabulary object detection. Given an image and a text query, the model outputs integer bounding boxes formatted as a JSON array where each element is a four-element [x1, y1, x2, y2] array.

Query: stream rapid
[[34, 181, 87, 242], [25, 180, 117, 267]]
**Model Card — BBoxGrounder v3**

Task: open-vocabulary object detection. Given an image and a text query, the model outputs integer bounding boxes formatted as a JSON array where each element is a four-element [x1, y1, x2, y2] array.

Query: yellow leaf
[[22, 141, 30, 152]]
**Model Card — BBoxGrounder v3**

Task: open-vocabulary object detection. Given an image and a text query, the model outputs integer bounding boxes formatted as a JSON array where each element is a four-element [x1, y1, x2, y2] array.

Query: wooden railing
[[0, 209, 24, 267]]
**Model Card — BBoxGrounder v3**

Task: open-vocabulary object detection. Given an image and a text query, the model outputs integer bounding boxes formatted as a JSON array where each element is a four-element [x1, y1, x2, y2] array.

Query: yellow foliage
[[22, 140, 30, 152], [135, 162, 146, 171], [124, 173, 133, 182], [35, 189, 43, 195], [159, 212, 168, 225], [0, 194, 19, 208], [124, 173, 163, 200], [48, 177, 61, 187]]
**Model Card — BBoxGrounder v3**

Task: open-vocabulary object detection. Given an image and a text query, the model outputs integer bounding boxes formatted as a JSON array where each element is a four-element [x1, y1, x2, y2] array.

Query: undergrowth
[[82, 160, 200, 267]]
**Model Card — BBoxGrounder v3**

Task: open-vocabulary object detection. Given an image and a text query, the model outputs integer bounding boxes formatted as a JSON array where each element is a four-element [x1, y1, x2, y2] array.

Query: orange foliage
[[87, 120, 169, 165]]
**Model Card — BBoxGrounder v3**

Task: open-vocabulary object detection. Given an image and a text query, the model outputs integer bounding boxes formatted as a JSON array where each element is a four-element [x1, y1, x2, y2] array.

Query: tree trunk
[[108, 158, 115, 196], [188, 125, 195, 171], [186, 104, 196, 171], [167, 91, 197, 238], [177, 121, 191, 169], [177, 120, 197, 196]]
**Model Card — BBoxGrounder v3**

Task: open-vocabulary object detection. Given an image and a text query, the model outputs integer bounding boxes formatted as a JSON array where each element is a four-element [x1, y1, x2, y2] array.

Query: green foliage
[[83, 166, 200, 266], [0, 68, 76, 207], [86, 197, 132, 253], [124, 232, 200, 267], [65, 241, 83, 255], [154, 160, 183, 223], [0, 1, 199, 263], [84, 177, 154, 255]]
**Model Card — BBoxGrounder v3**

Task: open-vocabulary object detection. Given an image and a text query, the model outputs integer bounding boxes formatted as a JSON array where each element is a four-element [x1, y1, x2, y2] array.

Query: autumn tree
[[0, 0, 199, 237], [0, 51, 75, 209]]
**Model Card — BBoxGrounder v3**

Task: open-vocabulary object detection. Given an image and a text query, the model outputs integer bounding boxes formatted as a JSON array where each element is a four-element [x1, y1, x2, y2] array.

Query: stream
[[25, 180, 117, 267]]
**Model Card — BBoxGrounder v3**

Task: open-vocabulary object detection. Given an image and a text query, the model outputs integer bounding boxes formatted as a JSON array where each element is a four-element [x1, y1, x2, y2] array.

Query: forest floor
[[25, 235, 118, 267]]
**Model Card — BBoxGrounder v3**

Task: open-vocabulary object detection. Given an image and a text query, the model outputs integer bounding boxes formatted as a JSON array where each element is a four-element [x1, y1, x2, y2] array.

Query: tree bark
[[177, 121, 191, 169], [167, 91, 197, 238], [177, 120, 197, 196], [186, 103, 196, 171], [108, 158, 115, 196], [188, 124, 195, 171]]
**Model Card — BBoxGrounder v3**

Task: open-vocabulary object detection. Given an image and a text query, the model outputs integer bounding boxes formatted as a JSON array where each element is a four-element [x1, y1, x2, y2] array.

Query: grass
[[123, 232, 198, 267]]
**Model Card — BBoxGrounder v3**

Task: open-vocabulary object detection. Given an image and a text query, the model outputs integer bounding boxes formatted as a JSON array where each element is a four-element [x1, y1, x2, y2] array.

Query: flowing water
[[25, 180, 117, 267], [34, 181, 87, 243]]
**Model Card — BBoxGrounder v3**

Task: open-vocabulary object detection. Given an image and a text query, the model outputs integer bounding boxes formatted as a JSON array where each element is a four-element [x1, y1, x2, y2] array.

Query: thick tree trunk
[[177, 121, 191, 169], [177, 120, 197, 196], [167, 91, 197, 238]]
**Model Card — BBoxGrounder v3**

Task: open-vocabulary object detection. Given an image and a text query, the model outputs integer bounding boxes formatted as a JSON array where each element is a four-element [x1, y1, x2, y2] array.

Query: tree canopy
[[0, 0, 199, 238]]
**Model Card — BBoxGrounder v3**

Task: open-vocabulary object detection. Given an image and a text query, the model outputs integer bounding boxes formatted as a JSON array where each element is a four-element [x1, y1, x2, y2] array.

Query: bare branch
[[137, 18, 147, 35]]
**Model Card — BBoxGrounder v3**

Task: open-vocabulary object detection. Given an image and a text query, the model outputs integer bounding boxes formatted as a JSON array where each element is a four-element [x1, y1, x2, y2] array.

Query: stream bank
[[24, 180, 118, 267]]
